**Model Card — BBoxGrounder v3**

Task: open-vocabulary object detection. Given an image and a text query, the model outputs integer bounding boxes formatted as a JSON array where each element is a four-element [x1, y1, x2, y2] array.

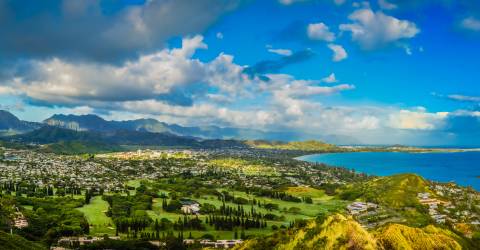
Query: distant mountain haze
[[0, 110, 40, 132], [0, 110, 360, 144]]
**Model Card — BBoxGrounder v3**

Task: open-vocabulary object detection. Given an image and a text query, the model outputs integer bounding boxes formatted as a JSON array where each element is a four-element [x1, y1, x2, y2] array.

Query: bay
[[298, 151, 480, 190]]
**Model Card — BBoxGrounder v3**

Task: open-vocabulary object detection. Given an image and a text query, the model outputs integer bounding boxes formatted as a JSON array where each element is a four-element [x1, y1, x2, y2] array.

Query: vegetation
[[76, 196, 115, 235], [0, 231, 46, 250], [235, 214, 473, 250], [245, 140, 339, 152], [339, 174, 430, 208], [41, 141, 122, 155], [376, 224, 469, 250], [0, 140, 478, 249]]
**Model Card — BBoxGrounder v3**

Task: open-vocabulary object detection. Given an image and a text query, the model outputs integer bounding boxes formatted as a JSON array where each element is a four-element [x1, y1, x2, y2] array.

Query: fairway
[[77, 196, 115, 235]]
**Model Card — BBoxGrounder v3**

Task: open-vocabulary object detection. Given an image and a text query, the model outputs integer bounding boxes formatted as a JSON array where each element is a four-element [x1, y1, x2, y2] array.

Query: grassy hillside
[[235, 214, 376, 250], [235, 214, 472, 250], [376, 224, 468, 250], [245, 140, 339, 151], [0, 231, 46, 250], [41, 141, 122, 155], [340, 174, 430, 208]]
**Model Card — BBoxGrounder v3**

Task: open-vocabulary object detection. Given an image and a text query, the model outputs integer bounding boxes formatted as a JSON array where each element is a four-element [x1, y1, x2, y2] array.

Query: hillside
[[245, 140, 339, 151], [235, 214, 377, 250], [6, 126, 252, 151], [340, 174, 430, 208], [235, 214, 471, 250], [376, 224, 469, 250], [0, 231, 46, 250], [40, 141, 123, 155]]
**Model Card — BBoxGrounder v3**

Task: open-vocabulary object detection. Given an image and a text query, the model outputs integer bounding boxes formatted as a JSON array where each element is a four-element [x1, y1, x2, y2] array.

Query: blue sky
[[0, 0, 479, 146]]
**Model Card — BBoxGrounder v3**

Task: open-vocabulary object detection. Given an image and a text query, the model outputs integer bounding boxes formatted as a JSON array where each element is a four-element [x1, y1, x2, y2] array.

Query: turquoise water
[[298, 152, 480, 190]]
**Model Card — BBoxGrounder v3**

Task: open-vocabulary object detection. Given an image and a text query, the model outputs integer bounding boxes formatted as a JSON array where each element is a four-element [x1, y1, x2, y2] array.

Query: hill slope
[[0, 231, 46, 250], [10, 126, 201, 146], [376, 224, 467, 250], [235, 214, 472, 250], [7, 126, 250, 150], [340, 174, 430, 208], [0, 110, 39, 133]]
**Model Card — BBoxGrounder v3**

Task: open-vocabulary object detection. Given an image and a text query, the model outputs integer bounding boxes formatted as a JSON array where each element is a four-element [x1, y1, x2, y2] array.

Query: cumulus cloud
[[340, 8, 420, 50], [461, 17, 480, 31], [307, 22, 336, 42], [2, 36, 256, 107], [327, 44, 348, 61], [388, 108, 448, 130], [1, 34, 369, 134]]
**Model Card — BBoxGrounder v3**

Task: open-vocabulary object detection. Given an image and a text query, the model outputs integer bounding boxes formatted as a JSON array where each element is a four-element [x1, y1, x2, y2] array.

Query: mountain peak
[[0, 110, 39, 132]]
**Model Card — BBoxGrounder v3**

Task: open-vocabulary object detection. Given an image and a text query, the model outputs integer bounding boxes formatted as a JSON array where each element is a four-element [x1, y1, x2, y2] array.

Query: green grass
[[127, 179, 143, 188], [208, 158, 278, 176], [144, 188, 347, 240], [284, 186, 326, 199], [218, 189, 347, 219], [22, 205, 33, 210], [76, 196, 115, 235]]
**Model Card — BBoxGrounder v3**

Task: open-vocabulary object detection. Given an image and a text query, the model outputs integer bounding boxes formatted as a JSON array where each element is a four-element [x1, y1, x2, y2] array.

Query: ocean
[[297, 151, 480, 190]]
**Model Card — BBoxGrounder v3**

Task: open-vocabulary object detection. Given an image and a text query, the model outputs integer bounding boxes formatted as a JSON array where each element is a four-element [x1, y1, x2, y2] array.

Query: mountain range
[[0, 110, 40, 134], [0, 110, 360, 145]]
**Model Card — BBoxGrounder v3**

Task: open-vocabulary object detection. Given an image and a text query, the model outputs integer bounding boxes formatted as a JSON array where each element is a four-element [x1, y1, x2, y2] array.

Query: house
[[347, 202, 378, 215], [180, 199, 200, 214], [13, 210, 28, 229]]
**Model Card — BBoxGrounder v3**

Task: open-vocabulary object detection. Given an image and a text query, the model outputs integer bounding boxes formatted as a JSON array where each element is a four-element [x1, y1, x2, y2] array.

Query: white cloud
[[378, 0, 397, 10], [327, 44, 348, 61], [64, 106, 96, 115], [265, 74, 354, 99], [334, 0, 346, 6], [307, 22, 336, 42], [267, 48, 293, 56], [461, 17, 480, 32], [216, 32, 224, 39], [340, 8, 420, 49], [322, 73, 338, 83], [4, 35, 256, 106], [447, 94, 480, 102], [388, 108, 448, 130], [278, 0, 304, 5]]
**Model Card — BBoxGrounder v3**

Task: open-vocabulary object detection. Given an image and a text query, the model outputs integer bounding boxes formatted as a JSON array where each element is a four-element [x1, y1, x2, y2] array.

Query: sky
[[0, 0, 479, 146]]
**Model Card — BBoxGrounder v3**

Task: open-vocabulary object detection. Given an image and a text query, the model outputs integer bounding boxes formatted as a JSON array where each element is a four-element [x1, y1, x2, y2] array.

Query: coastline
[[295, 150, 480, 191]]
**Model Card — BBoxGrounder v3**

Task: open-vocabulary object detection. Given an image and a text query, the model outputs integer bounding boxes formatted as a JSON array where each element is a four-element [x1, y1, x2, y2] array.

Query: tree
[[85, 190, 92, 204]]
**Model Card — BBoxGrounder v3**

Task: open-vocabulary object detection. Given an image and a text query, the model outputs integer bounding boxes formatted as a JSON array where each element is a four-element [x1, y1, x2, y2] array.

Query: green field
[[142, 187, 347, 239], [76, 196, 115, 235]]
